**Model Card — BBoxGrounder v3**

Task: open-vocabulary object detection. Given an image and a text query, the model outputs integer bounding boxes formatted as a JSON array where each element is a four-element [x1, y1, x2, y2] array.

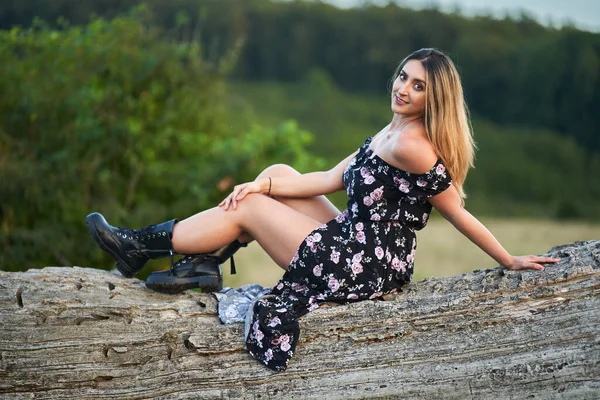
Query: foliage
[[0, 13, 318, 271], [1, 0, 598, 152]]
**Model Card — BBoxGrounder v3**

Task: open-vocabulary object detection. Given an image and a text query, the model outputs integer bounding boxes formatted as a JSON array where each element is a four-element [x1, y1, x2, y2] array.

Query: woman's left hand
[[504, 255, 561, 271]]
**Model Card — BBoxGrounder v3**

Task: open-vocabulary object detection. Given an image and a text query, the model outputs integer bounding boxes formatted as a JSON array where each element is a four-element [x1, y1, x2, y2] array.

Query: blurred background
[[1, 0, 598, 287]]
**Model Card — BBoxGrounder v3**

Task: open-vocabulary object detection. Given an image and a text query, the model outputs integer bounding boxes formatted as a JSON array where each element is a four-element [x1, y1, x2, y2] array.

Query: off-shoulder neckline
[[363, 136, 442, 177]]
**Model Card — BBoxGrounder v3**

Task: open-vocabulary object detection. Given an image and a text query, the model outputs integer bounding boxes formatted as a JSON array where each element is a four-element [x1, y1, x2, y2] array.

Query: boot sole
[[146, 274, 222, 294], [86, 213, 136, 278]]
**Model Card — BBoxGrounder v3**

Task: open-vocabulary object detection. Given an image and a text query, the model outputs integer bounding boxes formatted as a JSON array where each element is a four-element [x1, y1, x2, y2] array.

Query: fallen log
[[0, 240, 599, 399]]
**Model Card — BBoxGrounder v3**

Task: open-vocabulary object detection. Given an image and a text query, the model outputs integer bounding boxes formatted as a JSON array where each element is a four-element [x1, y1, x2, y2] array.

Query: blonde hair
[[393, 48, 475, 201]]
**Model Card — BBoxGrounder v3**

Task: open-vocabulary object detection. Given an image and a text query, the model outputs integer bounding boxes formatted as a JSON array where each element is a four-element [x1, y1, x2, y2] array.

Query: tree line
[[1, 0, 599, 156]]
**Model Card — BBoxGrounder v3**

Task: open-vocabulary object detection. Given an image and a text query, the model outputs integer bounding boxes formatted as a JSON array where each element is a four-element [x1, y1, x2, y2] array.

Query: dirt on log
[[0, 240, 599, 399]]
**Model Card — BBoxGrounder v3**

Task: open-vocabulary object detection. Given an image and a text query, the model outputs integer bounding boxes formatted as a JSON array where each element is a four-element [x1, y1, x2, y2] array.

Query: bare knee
[[234, 193, 269, 228], [256, 164, 299, 180]]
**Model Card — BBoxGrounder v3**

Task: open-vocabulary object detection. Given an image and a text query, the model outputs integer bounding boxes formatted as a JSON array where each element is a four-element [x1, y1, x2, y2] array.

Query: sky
[[320, 0, 600, 32]]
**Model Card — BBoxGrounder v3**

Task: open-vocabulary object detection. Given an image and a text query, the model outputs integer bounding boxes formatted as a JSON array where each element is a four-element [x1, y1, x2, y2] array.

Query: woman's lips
[[395, 94, 408, 105]]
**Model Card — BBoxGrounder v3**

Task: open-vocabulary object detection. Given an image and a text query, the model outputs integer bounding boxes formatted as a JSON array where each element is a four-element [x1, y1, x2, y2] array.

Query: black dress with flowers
[[245, 136, 452, 371]]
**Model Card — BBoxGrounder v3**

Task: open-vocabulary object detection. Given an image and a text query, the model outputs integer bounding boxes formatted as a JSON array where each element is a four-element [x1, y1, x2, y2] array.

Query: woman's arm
[[428, 186, 560, 270], [261, 150, 358, 198], [220, 150, 358, 210]]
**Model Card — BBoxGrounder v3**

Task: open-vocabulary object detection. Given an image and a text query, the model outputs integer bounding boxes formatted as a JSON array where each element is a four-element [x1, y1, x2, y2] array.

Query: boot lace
[[168, 253, 229, 277], [115, 225, 161, 241], [169, 254, 207, 277], [115, 225, 173, 270]]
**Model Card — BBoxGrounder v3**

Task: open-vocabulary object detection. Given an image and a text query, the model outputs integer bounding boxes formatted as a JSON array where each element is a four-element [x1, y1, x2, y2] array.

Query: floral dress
[[246, 136, 452, 371]]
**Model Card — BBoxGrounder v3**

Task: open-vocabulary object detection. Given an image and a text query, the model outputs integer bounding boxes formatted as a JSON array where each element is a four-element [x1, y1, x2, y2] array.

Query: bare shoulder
[[392, 126, 438, 175]]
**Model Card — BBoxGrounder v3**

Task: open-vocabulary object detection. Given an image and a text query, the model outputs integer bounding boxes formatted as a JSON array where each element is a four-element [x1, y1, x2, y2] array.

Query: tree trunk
[[1, 240, 599, 399]]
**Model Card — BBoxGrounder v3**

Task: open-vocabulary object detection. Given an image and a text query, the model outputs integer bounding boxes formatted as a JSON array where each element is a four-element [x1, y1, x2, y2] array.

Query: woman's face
[[391, 59, 427, 117]]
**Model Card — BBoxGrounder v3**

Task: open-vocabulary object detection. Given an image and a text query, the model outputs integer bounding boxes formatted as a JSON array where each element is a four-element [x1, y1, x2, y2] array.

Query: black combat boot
[[86, 212, 177, 278], [145, 240, 247, 294]]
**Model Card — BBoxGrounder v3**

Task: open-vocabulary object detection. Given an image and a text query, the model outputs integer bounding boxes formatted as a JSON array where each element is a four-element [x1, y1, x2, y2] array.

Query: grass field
[[221, 218, 600, 288]]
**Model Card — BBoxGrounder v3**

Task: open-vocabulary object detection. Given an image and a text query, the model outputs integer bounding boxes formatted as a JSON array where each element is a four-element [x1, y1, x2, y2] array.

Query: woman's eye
[[399, 73, 406, 80], [414, 84, 423, 91]]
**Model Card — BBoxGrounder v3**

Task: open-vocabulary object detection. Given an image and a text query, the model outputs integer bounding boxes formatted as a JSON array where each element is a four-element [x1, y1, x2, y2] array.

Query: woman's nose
[[398, 83, 408, 95]]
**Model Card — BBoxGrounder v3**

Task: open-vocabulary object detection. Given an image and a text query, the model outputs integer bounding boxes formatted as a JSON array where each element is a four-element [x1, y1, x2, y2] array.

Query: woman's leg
[[264, 164, 341, 222], [173, 164, 341, 269], [234, 164, 341, 244], [172, 193, 325, 270]]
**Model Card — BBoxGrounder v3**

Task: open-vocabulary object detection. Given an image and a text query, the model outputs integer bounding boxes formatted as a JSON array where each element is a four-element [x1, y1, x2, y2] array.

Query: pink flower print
[[351, 262, 363, 274], [355, 222, 364, 231], [312, 232, 322, 243], [393, 176, 402, 185], [370, 187, 384, 201], [360, 167, 371, 178], [422, 213, 429, 223], [436, 164, 446, 175], [328, 276, 340, 292], [291, 251, 299, 263], [311, 243, 318, 253], [369, 291, 383, 299], [280, 335, 291, 352], [305, 235, 314, 246], [352, 253, 363, 264], [276, 282, 284, 290], [313, 264, 322, 277], [363, 196, 374, 206], [400, 260, 407, 273], [356, 230, 366, 244], [267, 317, 282, 327], [398, 178, 410, 193], [372, 213, 381, 221], [375, 246, 384, 260], [330, 250, 340, 264], [351, 202, 358, 213], [391, 257, 401, 271], [385, 250, 392, 263], [291, 282, 307, 293], [253, 324, 264, 342], [264, 349, 273, 362], [364, 175, 376, 185], [347, 293, 359, 300], [417, 179, 428, 187], [335, 212, 346, 223]]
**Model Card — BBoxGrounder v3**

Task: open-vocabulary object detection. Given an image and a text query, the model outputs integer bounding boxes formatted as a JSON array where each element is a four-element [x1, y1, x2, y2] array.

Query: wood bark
[[0, 240, 599, 399]]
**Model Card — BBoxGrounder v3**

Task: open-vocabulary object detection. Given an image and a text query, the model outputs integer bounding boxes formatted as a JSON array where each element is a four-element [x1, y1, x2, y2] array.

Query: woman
[[86, 48, 560, 371]]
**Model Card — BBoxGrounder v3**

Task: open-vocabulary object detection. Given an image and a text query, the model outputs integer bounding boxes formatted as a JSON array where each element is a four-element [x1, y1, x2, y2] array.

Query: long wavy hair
[[393, 48, 475, 201]]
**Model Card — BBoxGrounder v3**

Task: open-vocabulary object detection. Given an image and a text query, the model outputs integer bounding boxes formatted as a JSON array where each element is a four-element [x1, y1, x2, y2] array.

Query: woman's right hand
[[219, 180, 265, 211]]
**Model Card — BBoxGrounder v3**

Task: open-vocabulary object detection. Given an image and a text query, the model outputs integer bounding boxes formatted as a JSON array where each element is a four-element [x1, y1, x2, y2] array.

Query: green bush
[[0, 13, 319, 271]]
